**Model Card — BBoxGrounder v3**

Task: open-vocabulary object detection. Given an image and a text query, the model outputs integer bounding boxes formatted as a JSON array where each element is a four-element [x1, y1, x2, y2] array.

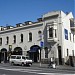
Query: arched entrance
[[0, 48, 7, 63], [29, 45, 41, 62], [13, 47, 22, 55]]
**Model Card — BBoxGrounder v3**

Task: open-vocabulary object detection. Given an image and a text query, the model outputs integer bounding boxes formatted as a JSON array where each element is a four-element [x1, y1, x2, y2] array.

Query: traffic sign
[[40, 41, 44, 47]]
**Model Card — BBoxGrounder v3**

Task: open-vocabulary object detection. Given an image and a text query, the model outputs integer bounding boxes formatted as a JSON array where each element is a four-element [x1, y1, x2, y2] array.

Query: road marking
[[0, 67, 75, 75], [0, 67, 41, 72], [37, 73, 75, 75]]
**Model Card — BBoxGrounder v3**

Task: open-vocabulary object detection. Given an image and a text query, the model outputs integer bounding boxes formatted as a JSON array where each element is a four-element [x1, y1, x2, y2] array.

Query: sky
[[0, 0, 74, 26]]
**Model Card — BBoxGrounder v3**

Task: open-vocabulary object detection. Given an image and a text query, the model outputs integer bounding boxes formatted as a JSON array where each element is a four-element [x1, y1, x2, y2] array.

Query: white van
[[9, 55, 32, 66]]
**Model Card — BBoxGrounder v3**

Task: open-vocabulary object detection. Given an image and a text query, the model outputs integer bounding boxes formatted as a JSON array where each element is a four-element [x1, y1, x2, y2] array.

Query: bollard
[[52, 63, 56, 69]]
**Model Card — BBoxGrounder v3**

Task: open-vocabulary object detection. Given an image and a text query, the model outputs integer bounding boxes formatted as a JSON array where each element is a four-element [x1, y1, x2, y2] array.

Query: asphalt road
[[0, 63, 75, 75]]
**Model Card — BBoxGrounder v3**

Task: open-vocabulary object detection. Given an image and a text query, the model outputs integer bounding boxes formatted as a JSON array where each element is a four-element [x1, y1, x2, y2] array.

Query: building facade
[[0, 11, 75, 65]]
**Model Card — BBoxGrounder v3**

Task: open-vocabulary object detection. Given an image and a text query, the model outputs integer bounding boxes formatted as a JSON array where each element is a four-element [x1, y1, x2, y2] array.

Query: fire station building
[[0, 10, 75, 65]]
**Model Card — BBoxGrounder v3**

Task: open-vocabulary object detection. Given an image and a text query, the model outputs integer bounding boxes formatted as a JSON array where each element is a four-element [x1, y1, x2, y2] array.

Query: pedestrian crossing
[[0, 67, 75, 75]]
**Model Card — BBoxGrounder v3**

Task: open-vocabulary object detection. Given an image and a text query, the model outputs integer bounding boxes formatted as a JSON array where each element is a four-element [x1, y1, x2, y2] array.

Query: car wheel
[[11, 62, 14, 66], [21, 62, 24, 66], [29, 64, 32, 66]]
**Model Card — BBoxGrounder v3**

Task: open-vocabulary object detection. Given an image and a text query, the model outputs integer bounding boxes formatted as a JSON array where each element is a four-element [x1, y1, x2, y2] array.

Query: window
[[16, 56, 21, 59], [28, 32, 32, 42], [49, 27, 53, 38], [73, 34, 74, 42], [0, 38, 2, 45], [67, 49, 69, 56], [38, 31, 42, 40], [64, 29, 68, 40], [70, 19, 74, 27], [6, 36, 9, 44], [38, 31, 42, 34], [72, 50, 74, 57], [21, 34, 23, 42], [13, 35, 16, 43], [22, 56, 25, 60], [45, 47, 48, 58], [55, 29, 57, 38], [70, 33, 71, 41]]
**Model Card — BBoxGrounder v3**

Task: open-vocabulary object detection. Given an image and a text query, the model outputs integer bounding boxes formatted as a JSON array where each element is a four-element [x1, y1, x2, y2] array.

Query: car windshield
[[16, 56, 21, 59]]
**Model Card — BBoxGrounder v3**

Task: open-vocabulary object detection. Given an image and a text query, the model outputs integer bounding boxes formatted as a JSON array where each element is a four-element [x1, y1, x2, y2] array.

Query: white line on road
[[37, 73, 75, 75], [0, 67, 75, 75]]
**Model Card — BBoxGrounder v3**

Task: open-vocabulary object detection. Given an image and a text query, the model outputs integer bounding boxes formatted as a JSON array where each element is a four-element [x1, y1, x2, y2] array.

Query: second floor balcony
[[47, 21, 58, 42]]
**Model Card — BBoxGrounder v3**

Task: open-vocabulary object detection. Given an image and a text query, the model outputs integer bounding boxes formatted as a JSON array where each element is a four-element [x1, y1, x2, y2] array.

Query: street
[[0, 63, 75, 75]]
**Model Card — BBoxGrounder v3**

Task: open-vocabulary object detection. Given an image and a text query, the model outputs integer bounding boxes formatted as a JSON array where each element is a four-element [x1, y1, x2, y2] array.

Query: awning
[[29, 49, 37, 52], [29, 45, 41, 52]]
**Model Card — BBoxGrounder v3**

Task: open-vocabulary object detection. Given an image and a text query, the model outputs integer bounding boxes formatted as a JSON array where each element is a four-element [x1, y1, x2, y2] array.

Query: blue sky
[[0, 0, 74, 26]]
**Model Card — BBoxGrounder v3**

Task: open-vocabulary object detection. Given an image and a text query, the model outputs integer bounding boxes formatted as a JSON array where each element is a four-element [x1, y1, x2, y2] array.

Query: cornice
[[0, 22, 43, 34]]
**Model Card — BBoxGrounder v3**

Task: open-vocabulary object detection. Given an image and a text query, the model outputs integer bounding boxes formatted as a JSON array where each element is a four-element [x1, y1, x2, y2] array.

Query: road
[[0, 63, 75, 75]]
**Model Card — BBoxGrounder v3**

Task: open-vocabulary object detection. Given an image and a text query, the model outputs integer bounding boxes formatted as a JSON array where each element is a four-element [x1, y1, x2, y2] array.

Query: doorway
[[29, 52, 39, 62], [29, 45, 41, 62], [1, 48, 7, 63], [58, 46, 62, 65], [13, 47, 22, 55]]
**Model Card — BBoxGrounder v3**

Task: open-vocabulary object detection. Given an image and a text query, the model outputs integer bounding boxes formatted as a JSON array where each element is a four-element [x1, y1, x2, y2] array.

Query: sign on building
[[40, 41, 44, 48]]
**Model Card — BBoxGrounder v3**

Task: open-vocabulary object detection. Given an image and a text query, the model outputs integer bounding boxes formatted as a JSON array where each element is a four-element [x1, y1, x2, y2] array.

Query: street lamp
[[39, 49, 41, 67]]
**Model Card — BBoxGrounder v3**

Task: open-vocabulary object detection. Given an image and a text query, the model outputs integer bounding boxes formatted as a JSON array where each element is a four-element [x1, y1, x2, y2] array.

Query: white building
[[0, 10, 75, 65]]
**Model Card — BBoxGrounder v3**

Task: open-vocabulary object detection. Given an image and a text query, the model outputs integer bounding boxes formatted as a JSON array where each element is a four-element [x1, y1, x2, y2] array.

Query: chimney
[[16, 23, 23, 27], [24, 21, 32, 25], [37, 18, 42, 22], [0, 26, 4, 31], [6, 26, 10, 29]]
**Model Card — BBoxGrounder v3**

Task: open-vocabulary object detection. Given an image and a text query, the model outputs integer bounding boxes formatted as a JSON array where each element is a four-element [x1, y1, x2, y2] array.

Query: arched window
[[29, 32, 32, 42], [0, 38, 2, 45], [38, 30, 42, 40], [13, 35, 16, 43], [21, 34, 23, 42]]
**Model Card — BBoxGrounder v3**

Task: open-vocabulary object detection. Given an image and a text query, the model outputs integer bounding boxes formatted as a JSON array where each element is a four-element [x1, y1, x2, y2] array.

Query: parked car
[[9, 55, 32, 66]]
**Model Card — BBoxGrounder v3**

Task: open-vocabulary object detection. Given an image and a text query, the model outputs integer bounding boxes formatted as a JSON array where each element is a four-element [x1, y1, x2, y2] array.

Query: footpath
[[0, 62, 75, 71], [32, 63, 75, 71]]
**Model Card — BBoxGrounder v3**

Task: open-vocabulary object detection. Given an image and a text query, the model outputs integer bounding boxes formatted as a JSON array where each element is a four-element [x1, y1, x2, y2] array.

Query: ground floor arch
[[28, 45, 41, 62], [0, 48, 7, 63], [12, 47, 22, 55]]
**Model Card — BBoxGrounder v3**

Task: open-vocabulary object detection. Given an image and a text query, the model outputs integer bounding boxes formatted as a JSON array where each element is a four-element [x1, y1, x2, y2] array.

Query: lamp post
[[39, 31, 43, 67], [39, 49, 41, 67]]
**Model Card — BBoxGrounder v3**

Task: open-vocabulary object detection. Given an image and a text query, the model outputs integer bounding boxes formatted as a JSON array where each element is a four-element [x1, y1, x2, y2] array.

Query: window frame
[[6, 36, 9, 44], [67, 49, 69, 56], [49, 27, 53, 38], [0, 38, 2, 45], [21, 34, 23, 43], [28, 32, 32, 42], [13, 35, 16, 43]]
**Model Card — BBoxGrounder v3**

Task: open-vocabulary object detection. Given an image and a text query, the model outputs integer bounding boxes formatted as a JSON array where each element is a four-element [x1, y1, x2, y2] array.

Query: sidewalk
[[0, 62, 75, 70], [32, 63, 75, 70], [56, 65, 75, 71]]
